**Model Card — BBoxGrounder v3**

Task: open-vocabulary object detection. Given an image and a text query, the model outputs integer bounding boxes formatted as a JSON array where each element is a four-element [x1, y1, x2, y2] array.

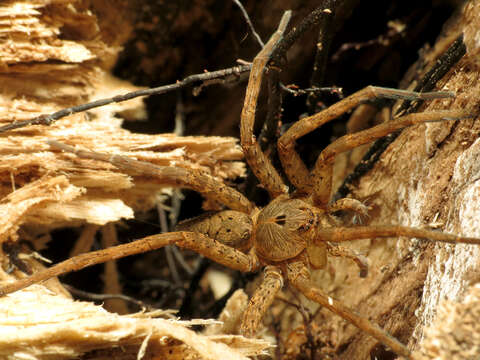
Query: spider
[[0, 10, 478, 359]]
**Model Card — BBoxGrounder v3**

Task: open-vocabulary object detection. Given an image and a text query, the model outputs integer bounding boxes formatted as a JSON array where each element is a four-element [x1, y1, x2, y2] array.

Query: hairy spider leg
[[286, 261, 411, 358], [300, 225, 480, 357], [47, 140, 256, 214], [0, 231, 260, 296], [240, 12, 291, 199], [240, 266, 284, 337], [316, 225, 480, 246], [311, 108, 471, 205], [277, 85, 457, 200], [326, 243, 369, 278]]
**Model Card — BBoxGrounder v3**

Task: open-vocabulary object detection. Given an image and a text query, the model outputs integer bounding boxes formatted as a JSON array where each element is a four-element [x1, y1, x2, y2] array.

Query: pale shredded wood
[[0, 0, 245, 236], [0, 286, 271, 360]]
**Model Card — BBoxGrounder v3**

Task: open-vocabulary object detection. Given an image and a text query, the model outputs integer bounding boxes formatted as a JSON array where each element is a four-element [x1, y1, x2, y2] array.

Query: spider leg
[[311, 108, 471, 206], [328, 197, 370, 218], [326, 243, 369, 278], [240, 12, 291, 198], [48, 140, 255, 214], [240, 265, 283, 337], [277, 85, 457, 198], [286, 261, 411, 358], [316, 225, 480, 246], [0, 231, 260, 296]]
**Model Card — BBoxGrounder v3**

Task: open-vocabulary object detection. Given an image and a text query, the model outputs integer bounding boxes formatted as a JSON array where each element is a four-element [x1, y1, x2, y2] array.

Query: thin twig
[[331, 17, 405, 62], [171, 246, 194, 275], [282, 85, 342, 96], [264, 4, 336, 148], [165, 245, 180, 284], [261, 68, 282, 152], [2, 241, 32, 275], [271, 6, 334, 65], [173, 90, 185, 136], [169, 190, 184, 230], [157, 203, 181, 285], [0, 64, 251, 133], [309, 0, 337, 88], [307, 0, 337, 115], [232, 0, 264, 48], [64, 284, 153, 311]]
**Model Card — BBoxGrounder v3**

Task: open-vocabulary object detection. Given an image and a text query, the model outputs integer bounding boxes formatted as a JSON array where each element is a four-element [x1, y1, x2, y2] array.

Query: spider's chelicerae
[[1, 10, 479, 359]]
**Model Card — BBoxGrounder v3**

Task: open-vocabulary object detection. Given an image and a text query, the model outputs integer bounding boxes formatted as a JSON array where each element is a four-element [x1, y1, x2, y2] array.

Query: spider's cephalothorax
[[1, 10, 479, 360], [253, 198, 333, 270]]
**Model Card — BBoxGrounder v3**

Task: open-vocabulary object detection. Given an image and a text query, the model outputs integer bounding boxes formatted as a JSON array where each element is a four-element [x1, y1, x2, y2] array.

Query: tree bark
[[323, 2, 480, 358]]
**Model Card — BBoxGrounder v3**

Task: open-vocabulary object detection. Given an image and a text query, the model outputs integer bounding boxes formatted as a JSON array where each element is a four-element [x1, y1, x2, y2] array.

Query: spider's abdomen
[[254, 199, 319, 262], [176, 210, 253, 251]]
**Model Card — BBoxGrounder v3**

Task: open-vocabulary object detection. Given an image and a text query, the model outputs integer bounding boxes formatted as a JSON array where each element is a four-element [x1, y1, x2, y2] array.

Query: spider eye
[[297, 223, 310, 232], [275, 215, 286, 225]]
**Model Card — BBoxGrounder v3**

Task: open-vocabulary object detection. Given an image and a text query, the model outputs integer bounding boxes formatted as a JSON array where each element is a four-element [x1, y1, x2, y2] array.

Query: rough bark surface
[[315, 2, 480, 359]]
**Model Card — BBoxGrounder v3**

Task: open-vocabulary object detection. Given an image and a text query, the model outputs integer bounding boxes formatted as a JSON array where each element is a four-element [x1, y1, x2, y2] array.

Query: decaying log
[[1, 1, 480, 359]]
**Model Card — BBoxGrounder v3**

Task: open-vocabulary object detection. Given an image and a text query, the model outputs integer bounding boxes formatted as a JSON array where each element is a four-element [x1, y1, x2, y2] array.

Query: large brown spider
[[1, 10, 479, 359]]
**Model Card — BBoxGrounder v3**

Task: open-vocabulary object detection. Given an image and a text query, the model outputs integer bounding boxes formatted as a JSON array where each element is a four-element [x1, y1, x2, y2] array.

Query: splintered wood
[[0, 286, 270, 360], [0, 1, 261, 359], [0, 0, 245, 240]]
